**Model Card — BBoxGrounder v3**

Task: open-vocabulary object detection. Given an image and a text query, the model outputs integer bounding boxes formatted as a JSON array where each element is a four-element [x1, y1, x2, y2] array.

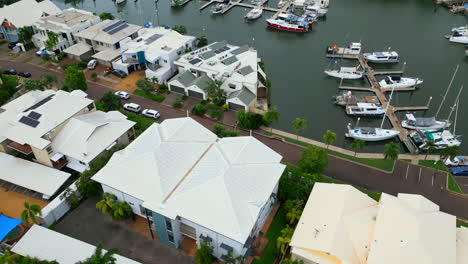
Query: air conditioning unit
[[186, 55, 194, 60], [208, 60, 217, 66]]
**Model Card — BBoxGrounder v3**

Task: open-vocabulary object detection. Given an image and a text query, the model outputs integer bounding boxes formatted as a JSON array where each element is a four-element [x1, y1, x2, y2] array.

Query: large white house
[[32, 8, 101, 53], [112, 27, 195, 83], [168, 41, 265, 111], [290, 183, 468, 264], [92, 117, 286, 261]]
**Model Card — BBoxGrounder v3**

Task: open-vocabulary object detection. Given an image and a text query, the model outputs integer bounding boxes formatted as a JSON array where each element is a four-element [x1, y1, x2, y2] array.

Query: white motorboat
[[324, 65, 363, 79], [401, 114, 450, 130], [116, 0, 126, 3], [326, 42, 362, 56], [211, 3, 229, 14], [445, 157, 468, 166], [345, 103, 386, 117], [245, 8, 263, 20], [318, 0, 329, 8], [410, 129, 461, 150], [251, 0, 262, 5], [449, 34, 468, 44], [363, 51, 399, 63], [306, 5, 328, 17], [378, 76, 423, 89], [346, 125, 400, 141], [277, 0, 287, 8], [451, 25, 468, 34]]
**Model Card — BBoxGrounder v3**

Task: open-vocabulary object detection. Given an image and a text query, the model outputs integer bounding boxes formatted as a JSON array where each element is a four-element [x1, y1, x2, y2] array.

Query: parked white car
[[142, 109, 160, 119], [87, 59, 97, 70], [123, 103, 141, 113], [114, 91, 130, 99]]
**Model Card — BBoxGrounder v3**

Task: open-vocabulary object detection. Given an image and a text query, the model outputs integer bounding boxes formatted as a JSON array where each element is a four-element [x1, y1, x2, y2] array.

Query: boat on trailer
[[326, 42, 362, 56], [324, 65, 363, 79], [363, 51, 399, 63], [345, 103, 386, 117], [401, 114, 450, 130], [266, 13, 310, 32], [378, 76, 423, 89]]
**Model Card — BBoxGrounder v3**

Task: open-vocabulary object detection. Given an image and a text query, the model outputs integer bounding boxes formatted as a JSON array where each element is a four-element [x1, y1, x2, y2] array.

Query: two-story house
[[92, 117, 286, 261], [32, 8, 101, 53], [112, 26, 195, 83], [168, 41, 265, 111], [0, 0, 60, 42], [64, 19, 141, 65]]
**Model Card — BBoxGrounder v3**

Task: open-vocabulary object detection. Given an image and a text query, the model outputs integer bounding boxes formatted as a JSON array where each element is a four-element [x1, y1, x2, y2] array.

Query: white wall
[[101, 184, 145, 217], [66, 156, 89, 173], [40, 181, 81, 227]]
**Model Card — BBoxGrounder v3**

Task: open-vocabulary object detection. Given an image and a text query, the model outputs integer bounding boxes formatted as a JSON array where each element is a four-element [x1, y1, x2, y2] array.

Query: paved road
[[2, 60, 467, 220]]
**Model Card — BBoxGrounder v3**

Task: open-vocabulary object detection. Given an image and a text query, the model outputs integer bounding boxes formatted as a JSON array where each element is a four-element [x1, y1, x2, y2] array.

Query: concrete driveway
[[54, 196, 194, 264]]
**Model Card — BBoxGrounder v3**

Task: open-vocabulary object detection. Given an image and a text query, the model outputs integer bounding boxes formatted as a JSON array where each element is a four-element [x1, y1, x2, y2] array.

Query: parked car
[[36, 47, 46, 56], [8, 42, 18, 50], [18, 72, 31, 78], [87, 59, 97, 70], [3, 69, 17, 75], [114, 91, 130, 100], [142, 109, 160, 119], [110, 69, 127, 78], [123, 103, 141, 113], [450, 166, 468, 176]]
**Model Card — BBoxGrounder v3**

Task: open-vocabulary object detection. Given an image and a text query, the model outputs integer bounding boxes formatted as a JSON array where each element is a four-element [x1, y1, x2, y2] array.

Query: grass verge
[[448, 174, 463, 193], [457, 220, 468, 228], [264, 132, 395, 172], [134, 89, 165, 102], [22, 57, 33, 63]]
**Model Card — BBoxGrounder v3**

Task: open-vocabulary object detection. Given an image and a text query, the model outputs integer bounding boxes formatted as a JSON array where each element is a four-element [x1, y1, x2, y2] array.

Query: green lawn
[[251, 206, 287, 264], [457, 220, 468, 228], [448, 174, 463, 193], [22, 57, 33, 63], [264, 132, 395, 172], [418, 160, 463, 194], [133, 89, 165, 102]]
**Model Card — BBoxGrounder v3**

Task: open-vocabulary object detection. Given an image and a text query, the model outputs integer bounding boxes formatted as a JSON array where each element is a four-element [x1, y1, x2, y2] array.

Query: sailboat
[[324, 64, 363, 79], [345, 86, 400, 141], [401, 65, 458, 130], [378, 76, 423, 90]]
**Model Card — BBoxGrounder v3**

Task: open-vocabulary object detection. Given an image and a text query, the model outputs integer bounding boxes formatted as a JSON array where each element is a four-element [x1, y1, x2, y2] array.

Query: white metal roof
[[92, 117, 285, 244], [12, 225, 140, 264], [0, 0, 60, 28], [52, 111, 135, 164], [290, 183, 378, 264], [0, 90, 93, 149], [63, 42, 92, 56], [75, 19, 141, 45], [457, 227, 468, 264], [0, 152, 70, 197], [34, 8, 99, 32]]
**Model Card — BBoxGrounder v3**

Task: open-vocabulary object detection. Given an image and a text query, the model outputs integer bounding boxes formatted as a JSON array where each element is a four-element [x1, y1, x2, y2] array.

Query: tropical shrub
[[298, 146, 328, 175], [195, 241, 213, 264], [208, 110, 222, 120], [236, 111, 264, 130], [192, 104, 207, 116], [172, 99, 183, 108]]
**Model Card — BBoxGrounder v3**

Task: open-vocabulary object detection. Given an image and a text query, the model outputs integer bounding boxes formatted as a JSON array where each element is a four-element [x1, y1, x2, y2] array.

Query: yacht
[[409, 129, 461, 150], [345, 103, 386, 117], [451, 25, 468, 34], [116, 0, 126, 4], [277, 0, 287, 8], [449, 33, 468, 44], [326, 42, 362, 56], [305, 5, 328, 17], [401, 114, 451, 130], [363, 51, 399, 63], [346, 125, 400, 141], [324, 65, 363, 79], [378, 76, 423, 89], [211, 3, 229, 14], [266, 13, 310, 32], [245, 8, 263, 20]]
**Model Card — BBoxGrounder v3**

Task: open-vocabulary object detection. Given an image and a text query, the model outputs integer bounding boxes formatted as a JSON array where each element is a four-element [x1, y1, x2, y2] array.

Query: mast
[[453, 97, 459, 136], [447, 85, 463, 122], [435, 65, 459, 118], [380, 86, 395, 129]]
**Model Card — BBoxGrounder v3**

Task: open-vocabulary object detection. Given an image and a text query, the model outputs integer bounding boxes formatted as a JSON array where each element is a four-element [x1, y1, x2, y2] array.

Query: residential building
[[12, 225, 141, 264], [0, 0, 60, 42], [168, 41, 266, 111], [64, 19, 141, 65], [112, 26, 195, 83], [32, 8, 100, 53], [92, 117, 286, 261], [290, 183, 468, 264], [0, 152, 71, 200], [0, 90, 95, 170]]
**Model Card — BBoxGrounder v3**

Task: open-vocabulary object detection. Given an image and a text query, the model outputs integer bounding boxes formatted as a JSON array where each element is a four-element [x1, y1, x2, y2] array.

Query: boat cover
[[414, 117, 437, 127], [360, 127, 376, 134]]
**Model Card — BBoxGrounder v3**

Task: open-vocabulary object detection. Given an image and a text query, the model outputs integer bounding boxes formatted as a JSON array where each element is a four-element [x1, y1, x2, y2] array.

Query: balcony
[[7, 141, 33, 155], [122, 57, 139, 64], [52, 158, 68, 169]]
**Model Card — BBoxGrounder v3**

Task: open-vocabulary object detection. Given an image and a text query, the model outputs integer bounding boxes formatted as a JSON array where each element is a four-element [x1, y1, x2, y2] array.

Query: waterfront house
[[0, 0, 60, 42], [12, 225, 141, 264], [64, 19, 141, 65], [32, 8, 100, 54], [168, 41, 266, 111], [92, 117, 286, 261], [0, 90, 95, 170], [112, 26, 195, 83], [290, 183, 468, 264]]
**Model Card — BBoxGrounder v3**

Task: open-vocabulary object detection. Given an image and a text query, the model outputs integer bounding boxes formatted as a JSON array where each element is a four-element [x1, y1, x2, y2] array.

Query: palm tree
[[280, 225, 295, 238], [263, 106, 280, 132], [109, 201, 132, 220], [21, 202, 42, 226], [44, 31, 59, 50], [286, 208, 302, 225], [424, 140, 437, 160], [440, 146, 459, 160], [96, 193, 116, 214], [351, 139, 365, 157], [384, 142, 399, 160], [283, 258, 304, 264], [77, 243, 118, 264], [292, 118, 307, 140], [323, 130, 336, 149], [276, 236, 291, 254], [207, 77, 226, 104]]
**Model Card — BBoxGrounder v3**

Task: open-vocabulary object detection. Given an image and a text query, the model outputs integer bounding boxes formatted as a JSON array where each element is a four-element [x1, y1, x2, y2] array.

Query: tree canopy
[[263, 106, 280, 127], [384, 142, 399, 160], [76, 244, 118, 264], [298, 145, 328, 175], [99, 12, 115, 20], [172, 25, 187, 35], [45, 31, 59, 50], [195, 241, 214, 264], [99, 92, 121, 112], [292, 118, 307, 139], [63, 66, 87, 91]]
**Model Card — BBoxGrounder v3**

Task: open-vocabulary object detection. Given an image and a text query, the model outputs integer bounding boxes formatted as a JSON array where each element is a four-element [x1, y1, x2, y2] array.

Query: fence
[[39, 180, 81, 227]]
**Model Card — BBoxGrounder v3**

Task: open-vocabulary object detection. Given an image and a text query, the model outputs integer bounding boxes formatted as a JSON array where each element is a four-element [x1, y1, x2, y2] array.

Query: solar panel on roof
[[27, 111, 42, 120], [102, 21, 125, 32], [23, 95, 54, 112], [19, 116, 40, 128], [189, 58, 202, 65], [145, 34, 163, 45], [108, 23, 129, 35]]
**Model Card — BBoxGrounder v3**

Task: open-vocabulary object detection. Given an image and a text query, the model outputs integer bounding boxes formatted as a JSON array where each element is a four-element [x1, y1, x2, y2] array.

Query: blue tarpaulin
[[0, 215, 22, 241]]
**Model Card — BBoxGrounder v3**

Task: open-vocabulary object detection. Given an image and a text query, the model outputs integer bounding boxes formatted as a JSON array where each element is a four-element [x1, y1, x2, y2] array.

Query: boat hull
[[379, 78, 423, 89], [324, 70, 363, 79], [401, 120, 451, 130], [346, 129, 400, 141], [266, 20, 308, 32], [449, 36, 468, 44]]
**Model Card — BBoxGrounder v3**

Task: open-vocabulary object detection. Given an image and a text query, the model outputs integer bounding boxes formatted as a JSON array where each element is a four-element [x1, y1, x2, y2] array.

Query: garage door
[[180, 223, 196, 239], [228, 102, 245, 111], [170, 85, 185, 95], [188, 90, 204, 99]]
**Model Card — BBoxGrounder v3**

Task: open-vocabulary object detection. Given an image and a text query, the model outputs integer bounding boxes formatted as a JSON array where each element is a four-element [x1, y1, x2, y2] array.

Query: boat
[[345, 103, 386, 117], [300, 13, 317, 26], [251, 0, 263, 5], [326, 42, 362, 56], [305, 5, 328, 17], [378, 76, 423, 89], [211, 3, 229, 14], [266, 14, 310, 32], [318, 0, 329, 8], [277, 0, 287, 8], [245, 8, 263, 20], [346, 125, 400, 141], [116, 0, 126, 4], [170, 0, 190, 7], [324, 65, 363, 79], [451, 25, 468, 34], [333, 91, 379, 106], [445, 157, 468, 166], [449, 33, 468, 44], [363, 51, 399, 63], [409, 129, 461, 150], [401, 114, 451, 130]]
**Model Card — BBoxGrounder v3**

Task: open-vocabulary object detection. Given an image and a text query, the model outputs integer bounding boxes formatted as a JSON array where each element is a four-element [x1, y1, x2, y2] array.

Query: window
[[61, 32, 67, 39], [228, 84, 236, 89], [164, 59, 167, 63], [165, 218, 172, 231], [46, 146, 53, 154], [87, 103, 95, 111], [168, 232, 174, 243], [79, 161, 86, 165]]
